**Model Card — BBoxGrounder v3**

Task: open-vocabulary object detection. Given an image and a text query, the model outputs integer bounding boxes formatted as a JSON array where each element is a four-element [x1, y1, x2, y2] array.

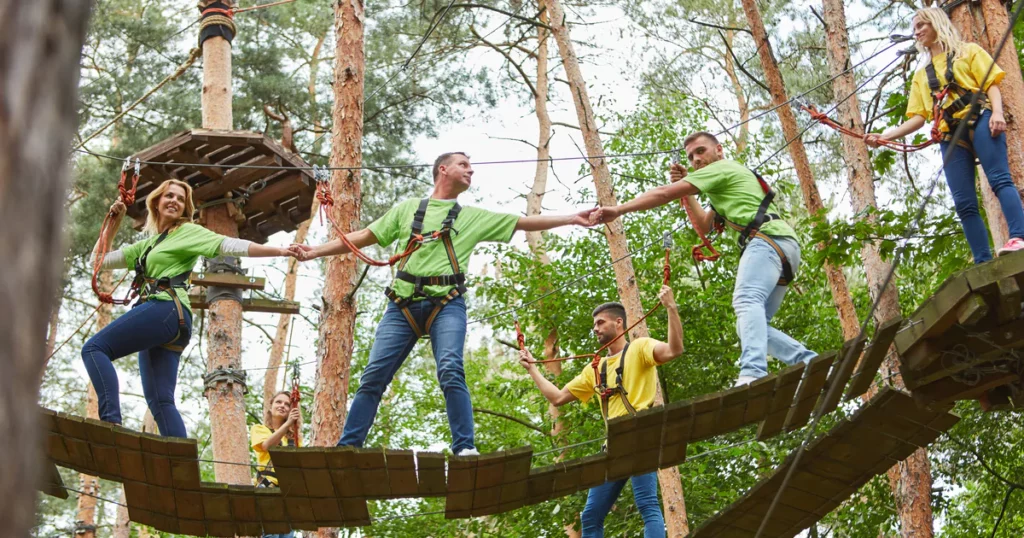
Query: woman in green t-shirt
[[84, 179, 293, 437]]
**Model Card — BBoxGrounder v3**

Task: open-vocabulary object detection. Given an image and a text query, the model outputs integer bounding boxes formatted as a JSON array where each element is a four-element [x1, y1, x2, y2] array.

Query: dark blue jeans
[[338, 297, 474, 453], [941, 109, 1024, 264], [581, 471, 665, 537], [81, 300, 192, 438]]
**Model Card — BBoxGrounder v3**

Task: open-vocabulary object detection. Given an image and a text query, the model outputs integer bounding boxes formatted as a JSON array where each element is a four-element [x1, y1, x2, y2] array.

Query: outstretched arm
[[519, 349, 578, 406], [864, 115, 927, 147], [594, 178, 701, 224], [290, 228, 379, 261], [515, 208, 598, 232], [652, 285, 684, 365]]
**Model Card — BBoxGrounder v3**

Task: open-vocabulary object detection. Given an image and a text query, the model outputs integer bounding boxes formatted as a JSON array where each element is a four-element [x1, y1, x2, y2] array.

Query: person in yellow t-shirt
[[518, 285, 684, 538], [865, 7, 1024, 264], [250, 391, 300, 537]]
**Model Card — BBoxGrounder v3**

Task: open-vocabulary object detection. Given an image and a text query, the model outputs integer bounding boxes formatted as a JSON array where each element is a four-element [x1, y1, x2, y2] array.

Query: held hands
[[572, 207, 601, 227], [669, 162, 688, 183], [657, 285, 677, 310], [518, 348, 537, 371], [588, 205, 620, 226], [990, 112, 1007, 137], [288, 243, 317, 262]]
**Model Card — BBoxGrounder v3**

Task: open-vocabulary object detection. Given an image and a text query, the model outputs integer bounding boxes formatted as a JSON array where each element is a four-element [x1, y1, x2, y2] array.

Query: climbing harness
[[384, 198, 466, 339], [670, 151, 793, 286], [803, 53, 983, 155], [92, 158, 141, 305], [517, 239, 673, 426], [711, 169, 795, 286]]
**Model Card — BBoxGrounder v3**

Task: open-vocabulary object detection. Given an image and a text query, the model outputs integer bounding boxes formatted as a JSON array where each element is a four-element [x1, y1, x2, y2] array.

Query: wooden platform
[[688, 389, 958, 538], [125, 129, 315, 244], [895, 251, 1024, 406], [187, 292, 301, 314]]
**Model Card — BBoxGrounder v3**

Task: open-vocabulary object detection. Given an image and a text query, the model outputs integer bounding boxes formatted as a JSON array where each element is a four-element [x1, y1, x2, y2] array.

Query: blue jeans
[[81, 300, 192, 438], [581, 471, 665, 538], [338, 297, 474, 453], [734, 236, 817, 379], [263, 533, 294, 538], [940, 109, 1024, 264]]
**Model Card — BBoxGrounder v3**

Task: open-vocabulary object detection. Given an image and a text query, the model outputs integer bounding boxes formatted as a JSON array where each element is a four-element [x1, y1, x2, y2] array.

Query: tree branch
[[719, 30, 769, 92], [688, 18, 752, 36], [471, 26, 537, 97], [449, 4, 551, 30]]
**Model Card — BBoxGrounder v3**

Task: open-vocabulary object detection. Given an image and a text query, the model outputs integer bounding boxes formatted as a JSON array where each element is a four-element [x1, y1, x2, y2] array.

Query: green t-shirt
[[684, 159, 797, 240], [121, 223, 226, 314], [368, 198, 520, 299]]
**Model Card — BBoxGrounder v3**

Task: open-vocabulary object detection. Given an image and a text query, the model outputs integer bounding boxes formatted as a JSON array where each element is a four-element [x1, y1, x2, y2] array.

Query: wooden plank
[[189, 272, 266, 290], [912, 373, 1020, 406], [283, 495, 317, 528], [166, 147, 224, 179], [227, 485, 259, 522], [139, 433, 173, 488], [352, 448, 390, 498], [819, 337, 866, 416], [902, 317, 1024, 389], [965, 249, 1024, 293], [299, 449, 335, 498], [632, 406, 666, 473], [743, 375, 778, 424], [715, 385, 752, 436], [205, 521, 238, 537], [605, 413, 638, 460], [576, 453, 610, 490], [957, 294, 990, 326], [310, 497, 345, 525], [846, 316, 902, 400], [173, 488, 205, 520], [472, 451, 506, 514], [192, 154, 277, 200], [254, 488, 288, 522], [689, 391, 725, 441], [40, 459, 67, 499], [996, 277, 1022, 323], [340, 498, 371, 526], [187, 293, 302, 314], [552, 458, 586, 496], [757, 362, 806, 440], [894, 273, 971, 354], [416, 452, 447, 496], [261, 521, 293, 535], [170, 458, 201, 490], [524, 465, 558, 505], [201, 483, 233, 521], [659, 399, 693, 467], [55, 413, 95, 472], [784, 354, 834, 432], [386, 449, 419, 497], [177, 519, 208, 536], [46, 432, 69, 464], [496, 448, 533, 513]]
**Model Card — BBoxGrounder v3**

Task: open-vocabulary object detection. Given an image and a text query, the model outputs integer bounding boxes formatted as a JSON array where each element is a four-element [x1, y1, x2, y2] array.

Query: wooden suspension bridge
[[39, 252, 1024, 536]]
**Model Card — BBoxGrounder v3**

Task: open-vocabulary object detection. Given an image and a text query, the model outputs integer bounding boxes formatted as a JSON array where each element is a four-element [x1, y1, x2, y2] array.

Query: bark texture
[[739, 0, 861, 340], [0, 2, 92, 535], [311, 1, 365, 536], [821, 2, 936, 536], [546, 0, 689, 534]]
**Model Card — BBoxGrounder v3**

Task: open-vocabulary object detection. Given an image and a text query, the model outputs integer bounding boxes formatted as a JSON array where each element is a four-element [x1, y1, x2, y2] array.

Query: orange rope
[[288, 362, 302, 447], [801, 97, 948, 153], [92, 159, 141, 305], [313, 173, 422, 267]]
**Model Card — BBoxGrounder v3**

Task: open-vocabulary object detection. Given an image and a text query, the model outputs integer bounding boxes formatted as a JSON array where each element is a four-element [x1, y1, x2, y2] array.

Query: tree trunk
[[820, 2, 936, 537], [980, 0, 1024, 201], [112, 488, 130, 538], [739, 0, 860, 340], [0, 2, 91, 536], [311, 1, 365, 536], [198, 0, 250, 489], [546, 0, 689, 534]]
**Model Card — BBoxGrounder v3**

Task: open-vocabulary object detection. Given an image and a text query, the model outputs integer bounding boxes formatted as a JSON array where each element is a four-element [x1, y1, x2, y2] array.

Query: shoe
[[455, 447, 480, 457], [997, 237, 1024, 256], [733, 375, 759, 388]]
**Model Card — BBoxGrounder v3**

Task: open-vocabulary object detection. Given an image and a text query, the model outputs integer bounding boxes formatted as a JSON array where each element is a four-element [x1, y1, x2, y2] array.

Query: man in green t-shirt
[[593, 132, 815, 387], [292, 152, 596, 455]]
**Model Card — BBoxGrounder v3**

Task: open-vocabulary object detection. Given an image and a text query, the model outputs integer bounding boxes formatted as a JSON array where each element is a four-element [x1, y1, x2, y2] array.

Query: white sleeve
[[219, 237, 253, 257], [101, 250, 127, 270]]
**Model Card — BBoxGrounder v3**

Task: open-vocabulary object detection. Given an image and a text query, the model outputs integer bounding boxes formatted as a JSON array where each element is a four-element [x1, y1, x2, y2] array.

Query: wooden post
[[820, 2, 937, 537], [0, 2, 92, 535], [198, 0, 251, 488], [310, 1, 364, 536], [546, 0, 690, 534], [739, 0, 861, 340]]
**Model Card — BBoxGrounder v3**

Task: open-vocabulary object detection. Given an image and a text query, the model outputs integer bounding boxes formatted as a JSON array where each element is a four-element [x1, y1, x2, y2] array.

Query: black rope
[[752, 1, 1024, 535]]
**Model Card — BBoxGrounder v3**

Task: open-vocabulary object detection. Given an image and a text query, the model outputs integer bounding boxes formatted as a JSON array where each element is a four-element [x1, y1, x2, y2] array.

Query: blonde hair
[[914, 7, 966, 61], [143, 179, 196, 235], [264, 391, 300, 447]]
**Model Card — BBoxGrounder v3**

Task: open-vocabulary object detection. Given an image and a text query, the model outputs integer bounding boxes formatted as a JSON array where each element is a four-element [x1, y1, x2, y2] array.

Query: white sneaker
[[733, 375, 759, 388], [455, 447, 480, 457]]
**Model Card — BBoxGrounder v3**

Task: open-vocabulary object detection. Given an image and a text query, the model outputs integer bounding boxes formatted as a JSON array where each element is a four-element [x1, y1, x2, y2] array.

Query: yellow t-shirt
[[906, 43, 1005, 132], [250, 424, 296, 486], [565, 337, 660, 420]]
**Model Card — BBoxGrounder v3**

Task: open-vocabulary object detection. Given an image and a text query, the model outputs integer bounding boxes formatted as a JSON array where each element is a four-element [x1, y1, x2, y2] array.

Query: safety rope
[[91, 158, 141, 305], [288, 360, 302, 447], [801, 92, 947, 153], [671, 151, 723, 263], [312, 166, 422, 267]]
